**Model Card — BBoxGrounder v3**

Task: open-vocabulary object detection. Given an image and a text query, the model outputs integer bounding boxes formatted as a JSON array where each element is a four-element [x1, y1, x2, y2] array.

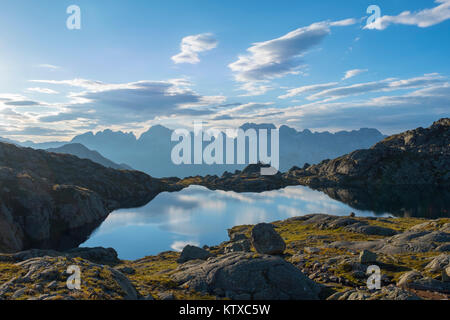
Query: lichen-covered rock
[[171, 252, 321, 300], [327, 285, 421, 300], [251, 223, 286, 255], [397, 271, 423, 287], [224, 239, 251, 253], [177, 245, 212, 263], [425, 254, 449, 272], [287, 118, 450, 187], [359, 250, 377, 264], [0, 256, 139, 300]]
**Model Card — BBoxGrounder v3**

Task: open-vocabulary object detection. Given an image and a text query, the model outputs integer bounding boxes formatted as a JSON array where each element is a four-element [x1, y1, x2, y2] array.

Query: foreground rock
[[251, 223, 286, 255], [171, 252, 321, 300], [327, 285, 421, 300], [177, 245, 212, 263], [0, 214, 449, 300], [0, 256, 139, 300], [0, 247, 120, 265]]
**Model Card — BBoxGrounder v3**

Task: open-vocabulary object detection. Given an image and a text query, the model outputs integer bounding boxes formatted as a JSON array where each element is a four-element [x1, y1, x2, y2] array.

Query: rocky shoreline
[[0, 214, 448, 300]]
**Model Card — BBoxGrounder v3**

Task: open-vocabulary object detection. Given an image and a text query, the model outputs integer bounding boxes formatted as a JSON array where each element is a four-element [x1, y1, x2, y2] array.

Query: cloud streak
[[229, 19, 356, 96], [171, 33, 218, 64], [34, 78, 226, 126], [307, 73, 445, 101], [342, 69, 368, 80], [365, 0, 450, 30]]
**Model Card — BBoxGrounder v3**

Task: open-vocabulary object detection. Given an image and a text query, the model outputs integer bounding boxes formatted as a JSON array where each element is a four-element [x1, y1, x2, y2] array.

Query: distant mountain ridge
[[46, 143, 133, 171], [1, 124, 386, 178], [70, 124, 386, 178]]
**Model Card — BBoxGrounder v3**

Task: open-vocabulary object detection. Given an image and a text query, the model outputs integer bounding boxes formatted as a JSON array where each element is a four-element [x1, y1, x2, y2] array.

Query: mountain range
[[1, 124, 386, 178]]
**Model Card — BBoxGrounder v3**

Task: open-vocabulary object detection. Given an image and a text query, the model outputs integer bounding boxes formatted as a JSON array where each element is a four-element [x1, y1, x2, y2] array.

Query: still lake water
[[81, 185, 390, 260]]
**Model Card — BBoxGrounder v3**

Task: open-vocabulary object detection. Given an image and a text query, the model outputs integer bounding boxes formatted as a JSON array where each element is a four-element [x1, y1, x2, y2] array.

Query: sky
[[0, 0, 449, 142]]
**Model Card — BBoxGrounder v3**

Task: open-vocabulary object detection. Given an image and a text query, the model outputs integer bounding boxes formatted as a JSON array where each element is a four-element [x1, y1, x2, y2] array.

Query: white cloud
[[308, 73, 445, 101], [171, 33, 218, 64], [229, 19, 356, 96], [330, 18, 358, 27], [238, 82, 273, 96], [278, 82, 338, 99], [34, 78, 226, 126], [365, 0, 450, 30], [27, 87, 59, 94], [251, 81, 450, 134], [342, 69, 368, 80], [36, 64, 61, 70]]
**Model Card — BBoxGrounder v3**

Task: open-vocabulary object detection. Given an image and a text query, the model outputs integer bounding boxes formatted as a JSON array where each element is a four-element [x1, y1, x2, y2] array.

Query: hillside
[[0, 142, 181, 253], [288, 118, 450, 186], [47, 143, 133, 170]]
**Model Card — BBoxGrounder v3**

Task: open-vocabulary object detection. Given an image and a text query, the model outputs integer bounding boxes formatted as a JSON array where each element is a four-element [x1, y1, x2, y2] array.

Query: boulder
[[114, 266, 136, 275], [171, 252, 321, 300], [425, 254, 449, 272], [401, 277, 450, 294], [397, 271, 423, 287], [359, 250, 377, 264], [327, 285, 421, 300], [251, 223, 286, 255], [228, 232, 248, 242], [224, 239, 251, 253], [304, 247, 321, 254], [177, 245, 212, 263]]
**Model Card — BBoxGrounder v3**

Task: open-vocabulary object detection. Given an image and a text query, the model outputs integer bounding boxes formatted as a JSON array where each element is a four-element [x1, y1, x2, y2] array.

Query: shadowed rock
[[0, 142, 183, 252], [177, 245, 212, 263], [251, 223, 286, 255], [171, 252, 321, 300]]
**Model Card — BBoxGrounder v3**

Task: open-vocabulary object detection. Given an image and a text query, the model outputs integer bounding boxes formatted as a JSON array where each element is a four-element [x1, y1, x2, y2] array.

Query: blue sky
[[0, 0, 449, 141]]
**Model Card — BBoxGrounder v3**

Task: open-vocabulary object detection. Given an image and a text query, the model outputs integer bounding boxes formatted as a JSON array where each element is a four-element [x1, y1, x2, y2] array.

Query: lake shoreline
[[1, 213, 448, 300]]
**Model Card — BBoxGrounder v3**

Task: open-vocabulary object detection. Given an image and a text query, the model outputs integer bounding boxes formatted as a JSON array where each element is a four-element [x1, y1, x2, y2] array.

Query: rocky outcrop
[[171, 252, 322, 300], [0, 142, 182, 252], [176, 245, 213, 263], [0, 247, 120, 265], [46, 143, 132, 170], [0, 256, 139, 300], [327, 285, 421, 300], [251, 223, 286, 255], [287, 118, 450, 187]]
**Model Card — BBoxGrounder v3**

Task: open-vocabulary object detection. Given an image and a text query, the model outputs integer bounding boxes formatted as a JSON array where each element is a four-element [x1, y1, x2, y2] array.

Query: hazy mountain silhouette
[[46, 143, 133, 170], [1, 124, 385, 177], [68, 123, 385, 178]]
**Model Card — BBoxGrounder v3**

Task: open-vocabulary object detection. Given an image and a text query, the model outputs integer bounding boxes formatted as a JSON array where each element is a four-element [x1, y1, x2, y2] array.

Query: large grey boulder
[[251, 223, 286, 255], [177, 245, 212, 263], [171, 252, 321, 300]]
